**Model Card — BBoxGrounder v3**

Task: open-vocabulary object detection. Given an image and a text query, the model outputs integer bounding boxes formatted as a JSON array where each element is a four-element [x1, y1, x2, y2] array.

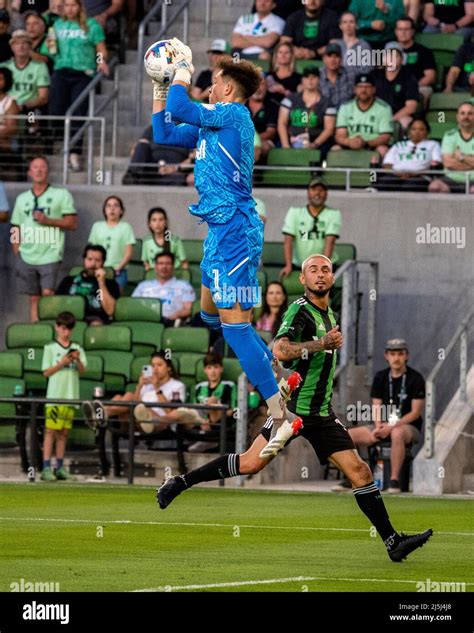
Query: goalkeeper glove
[[152, 80, 169, 101], [170, 37, 194, 84]]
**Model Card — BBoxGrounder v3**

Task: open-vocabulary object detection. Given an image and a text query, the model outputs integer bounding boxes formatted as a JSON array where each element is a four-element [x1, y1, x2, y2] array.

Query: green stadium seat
[[262, 242, 284, 266], [69, 266, 115, 280], [130, 239, 142, 263], [261, 148, 321, 187], [175, 352, 204, 376], [39, 320, 87, 346], [86, 351, 133, 393], [6, 323, 54, 349], [429, 92, 472, 112], [334, 243, 357, 264], [0, 376, 26, 420], [323, 150, 376, 188], [282, 271, 304, 295], [81, 354, 104, 381], [429, 121, 454, 141], [195, 357, 243, 384], [180, 375, 196, 401], [426, 110, 457, 125], [295, 59, 323, 74], [114, 297, 161, 322], [415, 33, 463, 53], [144, 268, 191, 282], [0, 351, 23, 377], [162, 327, 209, 354], [38, 296, 85, 320], [181, 240, 203, 264], [79, 379, 105, 401], [191, 298, 201, 317], [252, 58, 270, 72], [111, 321, 163, 357], [127, 263, 145, 284], [84, 325, 131, 351]]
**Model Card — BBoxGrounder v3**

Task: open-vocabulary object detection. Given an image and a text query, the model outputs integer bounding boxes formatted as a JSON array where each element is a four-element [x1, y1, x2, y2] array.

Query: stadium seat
[[111, 321, 163, 357], [426, 110, 457, 126], [195, 357, 243, 384], [262, 242, 284, 283], [414, 34, 463, 86], [69, 266, 115, 280], [39, 320, 87, 346], [175, 352, 204, 376], [130, 239, 142, 263], [429, 121, 455, 141], [84, 326, 133, 392], [0, 351, 23, 378], [261, 148, 321, 187], [162, 327, 210, 354], [144, 268, 191, 282], [295, 59, 323, 74], [429, 92, 471, 112], [334, 243, 357, 264], [282, 271, 304, 295], [181, 240, 203, 263], [191, 298, 201, 317], [38, 296, 85, 320], [114, 297, 161, 322], [323, 150, 376, 188], [0, 352, 25, 443], [126, 263, 145, 284], [6, 323, 54, 349]]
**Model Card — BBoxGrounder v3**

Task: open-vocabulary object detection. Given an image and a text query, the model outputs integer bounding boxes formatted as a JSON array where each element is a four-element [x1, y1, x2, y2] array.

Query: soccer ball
[[144, 39, 177, 84]]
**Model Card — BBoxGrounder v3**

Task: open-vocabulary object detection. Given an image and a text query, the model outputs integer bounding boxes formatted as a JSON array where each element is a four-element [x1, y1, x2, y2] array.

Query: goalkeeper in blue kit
[[146, 39, 303, 481]]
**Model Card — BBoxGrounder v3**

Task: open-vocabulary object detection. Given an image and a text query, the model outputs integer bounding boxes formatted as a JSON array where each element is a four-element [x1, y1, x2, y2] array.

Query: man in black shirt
[[348, 339, 425, 493], [444, 39, 474, 93], [423, 0, 473, 40], [56, 244, 120, 325], [373, 42, 419, 131], [281, 0, 341, 59], [394, 17, 436, 108], [191, 39, 230, 102]]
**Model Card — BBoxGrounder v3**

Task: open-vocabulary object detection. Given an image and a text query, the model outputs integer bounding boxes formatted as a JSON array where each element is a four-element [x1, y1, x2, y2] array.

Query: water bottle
[[374, 459, 384, 490], [47, 27, 57, 55]]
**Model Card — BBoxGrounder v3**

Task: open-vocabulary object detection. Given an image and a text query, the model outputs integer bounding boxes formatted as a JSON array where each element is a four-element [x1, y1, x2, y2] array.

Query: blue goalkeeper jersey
[[152, 84, 257, 224]]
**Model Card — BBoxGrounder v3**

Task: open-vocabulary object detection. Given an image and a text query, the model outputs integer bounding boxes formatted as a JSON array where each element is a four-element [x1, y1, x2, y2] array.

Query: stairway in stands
[[48, 0, 251, 185]]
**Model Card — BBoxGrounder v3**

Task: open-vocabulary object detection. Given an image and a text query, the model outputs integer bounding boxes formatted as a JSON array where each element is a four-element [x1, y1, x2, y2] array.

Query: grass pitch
[[0, 482, 472, 593]]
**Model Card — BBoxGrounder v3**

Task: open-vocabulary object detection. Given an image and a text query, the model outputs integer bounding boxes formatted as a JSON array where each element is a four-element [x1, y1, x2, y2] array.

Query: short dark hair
[[56, 311, 76, 330], [0, 66, 13, 92], [203, 351, 223, 367], [408, 115, 430, 133], [396, 16, 416, 29], [155, 251, 175, 265], [216, 58, 262, 100], [102, 195, 125, 219], [150, 350, 177, 378], [83, 243, 107, 263]]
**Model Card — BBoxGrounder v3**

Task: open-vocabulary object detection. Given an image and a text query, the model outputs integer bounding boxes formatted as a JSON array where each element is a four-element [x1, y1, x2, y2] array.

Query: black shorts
[[260, 411, 355, 465]]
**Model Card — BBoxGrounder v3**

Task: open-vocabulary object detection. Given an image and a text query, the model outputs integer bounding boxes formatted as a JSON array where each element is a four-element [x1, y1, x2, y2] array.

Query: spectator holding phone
[[55, 243, 120, 325], [41, 311, 87, 481], [10, 155, 78, 322]]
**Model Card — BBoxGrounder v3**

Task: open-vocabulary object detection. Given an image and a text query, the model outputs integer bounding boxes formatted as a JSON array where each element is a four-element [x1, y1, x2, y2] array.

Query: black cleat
[[156, 476, 186, 510], [389, 529, 433, 562]]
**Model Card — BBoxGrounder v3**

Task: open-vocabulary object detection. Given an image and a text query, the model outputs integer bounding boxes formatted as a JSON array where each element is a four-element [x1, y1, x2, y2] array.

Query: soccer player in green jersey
[[158, 255, 433, 562]]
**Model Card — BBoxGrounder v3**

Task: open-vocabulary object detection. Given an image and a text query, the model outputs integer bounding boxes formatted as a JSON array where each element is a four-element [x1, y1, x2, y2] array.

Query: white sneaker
[[258, 410, 303, 459], [134, 404, 154, 433], [175, 407, 206, 425], [69, 152, 82, 172]]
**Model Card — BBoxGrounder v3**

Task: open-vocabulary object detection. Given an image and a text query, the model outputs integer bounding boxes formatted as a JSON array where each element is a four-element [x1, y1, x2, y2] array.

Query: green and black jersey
[[275, 296, 337, 417]]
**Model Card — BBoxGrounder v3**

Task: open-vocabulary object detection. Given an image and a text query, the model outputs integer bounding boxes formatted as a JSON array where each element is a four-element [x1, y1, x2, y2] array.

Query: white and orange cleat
[[272, 357, 302, 404], [258, 409, 303, 459]]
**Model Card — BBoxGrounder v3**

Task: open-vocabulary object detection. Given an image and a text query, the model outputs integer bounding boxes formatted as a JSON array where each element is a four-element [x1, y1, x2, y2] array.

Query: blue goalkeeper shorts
[[201, 211, 264, 310]]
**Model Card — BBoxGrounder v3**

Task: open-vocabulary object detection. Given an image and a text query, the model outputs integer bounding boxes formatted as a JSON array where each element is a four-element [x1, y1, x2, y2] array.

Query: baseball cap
[[0, 9, 10, 23], [308, 178, 328, 190], [325, 43, 342, 56], [384, 41, 404, 54], [207, 39, 230, 54], [9, 29, 32, 44], [302, 65, 320, 77], [385, 338, 408, 351], [355, 72, 376, 86]]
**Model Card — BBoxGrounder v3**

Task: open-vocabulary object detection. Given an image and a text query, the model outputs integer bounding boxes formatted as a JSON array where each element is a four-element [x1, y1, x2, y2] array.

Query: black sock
[[353, 483, 400, 550], [182, 454, 240, 488]]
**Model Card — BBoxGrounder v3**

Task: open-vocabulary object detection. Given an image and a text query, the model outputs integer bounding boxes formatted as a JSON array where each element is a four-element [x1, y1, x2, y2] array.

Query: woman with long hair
[[266, 41, 302, 103], [255, 281, 288, 338], [141, 207, 189, 271], [43, 0, 109, 171]]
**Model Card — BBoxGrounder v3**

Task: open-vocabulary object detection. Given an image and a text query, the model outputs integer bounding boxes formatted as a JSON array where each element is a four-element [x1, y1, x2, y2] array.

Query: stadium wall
[[1, 184, 472, 380]]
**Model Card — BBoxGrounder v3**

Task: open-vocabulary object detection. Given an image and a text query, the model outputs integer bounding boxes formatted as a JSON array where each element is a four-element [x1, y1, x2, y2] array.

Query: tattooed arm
[[273, 326, 343, 362]]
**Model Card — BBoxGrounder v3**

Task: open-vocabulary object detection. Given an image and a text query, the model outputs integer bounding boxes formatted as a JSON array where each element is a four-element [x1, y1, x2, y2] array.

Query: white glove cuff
[[174, 68, 192, 84]]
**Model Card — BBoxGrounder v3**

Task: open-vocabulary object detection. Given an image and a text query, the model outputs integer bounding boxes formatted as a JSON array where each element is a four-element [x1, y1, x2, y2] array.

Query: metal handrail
[[424, 308, 473, 458], [135, 0, 191, 126]]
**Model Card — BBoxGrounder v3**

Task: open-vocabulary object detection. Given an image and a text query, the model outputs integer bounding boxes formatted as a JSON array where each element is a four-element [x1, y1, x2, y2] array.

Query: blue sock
[[221, 322, 279, 400], [43, 459, 51, 469], [252, 328, 273, 362], [56, 459, 63, 470], [201, 311, 222, 334]]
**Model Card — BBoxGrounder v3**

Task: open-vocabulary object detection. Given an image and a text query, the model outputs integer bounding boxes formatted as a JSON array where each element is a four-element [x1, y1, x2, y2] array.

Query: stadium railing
[[0, 396, 228, 485], [113, 161, 474, 192], [135, 0, 192, 126], [424, 308, 473, 459]]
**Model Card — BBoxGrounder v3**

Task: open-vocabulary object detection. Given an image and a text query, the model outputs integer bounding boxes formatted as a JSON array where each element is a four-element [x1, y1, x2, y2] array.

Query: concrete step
[[462, 473, 474, 492]]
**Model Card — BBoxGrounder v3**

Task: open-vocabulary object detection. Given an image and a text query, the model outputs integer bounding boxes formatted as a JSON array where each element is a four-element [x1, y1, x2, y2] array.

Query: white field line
[[0, 516, 471, 537], [134, 576, 474, 592]]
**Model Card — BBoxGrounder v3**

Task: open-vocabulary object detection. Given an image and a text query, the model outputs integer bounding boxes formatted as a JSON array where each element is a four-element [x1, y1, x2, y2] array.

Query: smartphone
[[142, 365, 153, 378]]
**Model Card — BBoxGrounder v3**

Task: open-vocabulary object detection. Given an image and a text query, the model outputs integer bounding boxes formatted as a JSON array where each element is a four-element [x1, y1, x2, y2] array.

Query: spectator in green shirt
[[429, 101, 474, 194], [42, 0, 109, 171], [348, 0, 405, 45], [10, 155, 78, 321], [87, 195, 135, 291], [41, 311, 87, 481], [280, 178, 342, 277], [141, 206, 188, 272]]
